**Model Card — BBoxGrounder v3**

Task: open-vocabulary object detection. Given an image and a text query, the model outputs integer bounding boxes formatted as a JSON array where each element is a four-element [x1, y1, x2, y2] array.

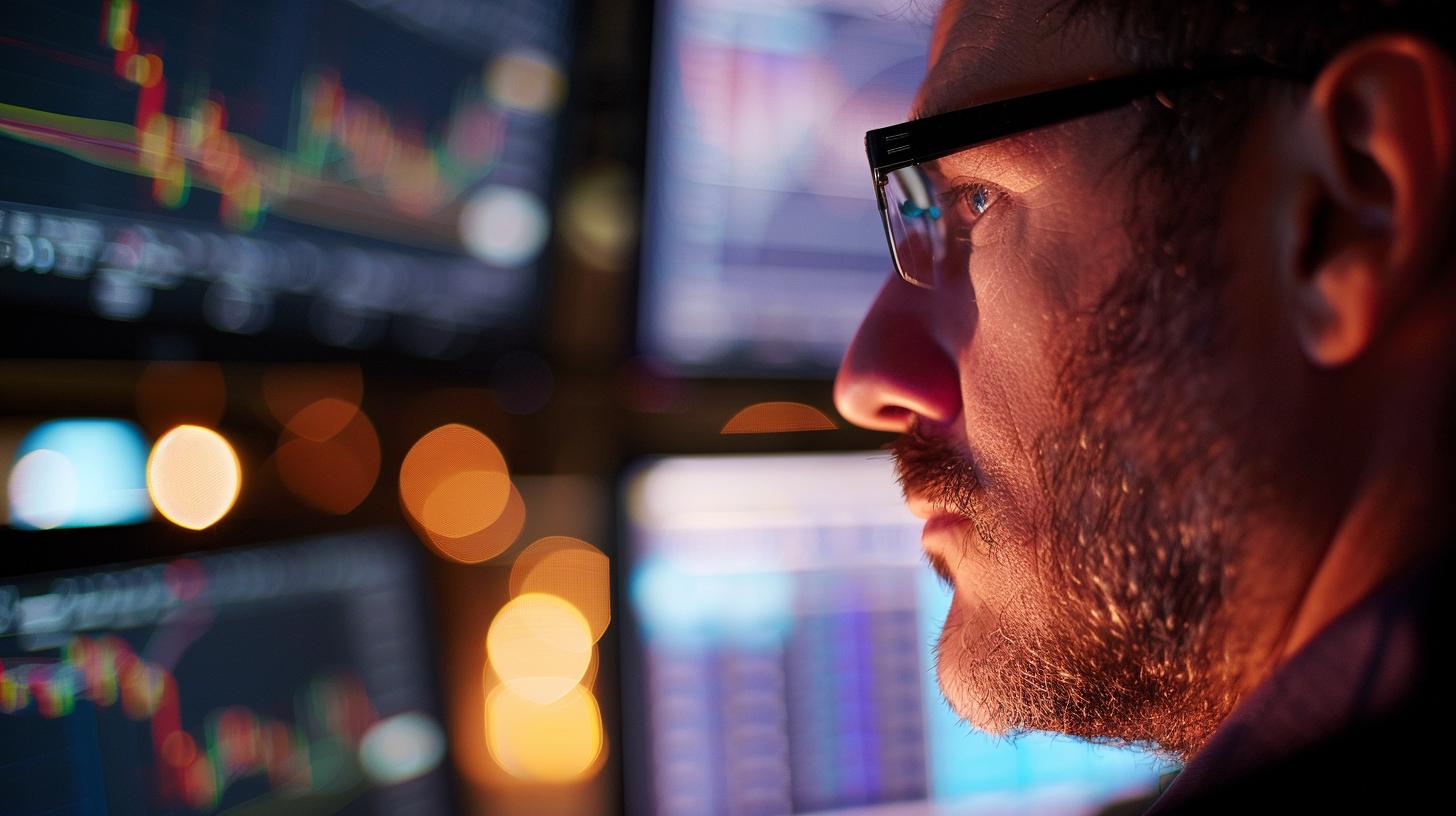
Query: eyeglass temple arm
[[866, 63, 1307, 175]]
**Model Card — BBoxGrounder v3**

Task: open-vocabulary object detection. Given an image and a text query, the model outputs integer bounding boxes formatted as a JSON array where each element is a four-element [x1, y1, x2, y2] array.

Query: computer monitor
[[1, 0, 572, 360], [0, 529, 454, 815], [623, 453, 1169, 815], [638, 0, 927, 373]]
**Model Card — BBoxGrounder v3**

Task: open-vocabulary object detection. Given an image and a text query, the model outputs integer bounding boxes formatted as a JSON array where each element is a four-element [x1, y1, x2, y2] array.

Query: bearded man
[[834, 0, 1455, 810]]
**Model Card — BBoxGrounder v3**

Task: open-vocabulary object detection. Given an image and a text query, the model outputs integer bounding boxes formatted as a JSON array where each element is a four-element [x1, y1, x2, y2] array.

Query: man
[[834, 0, 1454, 810]]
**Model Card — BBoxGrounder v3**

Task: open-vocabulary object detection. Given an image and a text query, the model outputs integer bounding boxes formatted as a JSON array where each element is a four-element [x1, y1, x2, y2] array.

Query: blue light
[[631, 557, 794, 645], [8, 419, 152, 530]]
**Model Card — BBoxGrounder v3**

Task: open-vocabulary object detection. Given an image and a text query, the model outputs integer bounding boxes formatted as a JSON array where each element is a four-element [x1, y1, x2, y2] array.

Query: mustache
[[888, 423, 981, 517]]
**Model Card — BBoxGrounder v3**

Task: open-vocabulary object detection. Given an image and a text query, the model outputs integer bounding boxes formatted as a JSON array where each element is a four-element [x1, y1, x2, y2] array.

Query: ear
[[1289, 34, 1456, 367]]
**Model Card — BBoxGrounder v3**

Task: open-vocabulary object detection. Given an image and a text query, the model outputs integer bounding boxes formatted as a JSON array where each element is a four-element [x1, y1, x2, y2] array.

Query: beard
[[893, 213, 1274, 759]]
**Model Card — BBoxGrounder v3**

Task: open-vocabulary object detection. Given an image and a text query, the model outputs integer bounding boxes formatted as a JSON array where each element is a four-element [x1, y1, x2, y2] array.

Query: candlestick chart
[[0, 0, 569, 356], [1, 0, 549, 246], [1, 636, 376, 812], [0, 533, 453, 815]]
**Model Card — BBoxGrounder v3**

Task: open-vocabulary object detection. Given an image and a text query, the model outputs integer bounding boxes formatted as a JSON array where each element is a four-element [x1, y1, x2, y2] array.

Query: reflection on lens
[[885, 166, 944, 286]]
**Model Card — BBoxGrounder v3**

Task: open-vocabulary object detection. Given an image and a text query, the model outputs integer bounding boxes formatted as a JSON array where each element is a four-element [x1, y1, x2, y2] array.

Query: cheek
[[965, 197, 1091, 325], [959, 209, 1065, 435], [956, 329, 1056, 543], [953, 204, 1097, 529]]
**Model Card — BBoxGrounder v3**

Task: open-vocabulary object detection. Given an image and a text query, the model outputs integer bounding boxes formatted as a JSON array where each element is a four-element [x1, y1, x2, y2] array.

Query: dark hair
[[1055, 0, 1456, 191], [1060, 0, 1455, 78]]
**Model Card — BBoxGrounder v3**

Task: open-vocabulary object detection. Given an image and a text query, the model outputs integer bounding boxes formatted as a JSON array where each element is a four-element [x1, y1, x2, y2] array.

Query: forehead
[[914, 0, 1132, 119]]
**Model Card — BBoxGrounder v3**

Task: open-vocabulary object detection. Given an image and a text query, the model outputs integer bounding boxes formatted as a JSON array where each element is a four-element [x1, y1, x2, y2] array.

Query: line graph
[[0, 634, 377, 811], [0, 0, 512, 244], [0, 533, 451, 815], [2, 0, 570, 353]]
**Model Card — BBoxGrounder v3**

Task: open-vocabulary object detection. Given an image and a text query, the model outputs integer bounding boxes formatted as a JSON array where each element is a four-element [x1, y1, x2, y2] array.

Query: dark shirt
[[1147, 546, 1454, 813]]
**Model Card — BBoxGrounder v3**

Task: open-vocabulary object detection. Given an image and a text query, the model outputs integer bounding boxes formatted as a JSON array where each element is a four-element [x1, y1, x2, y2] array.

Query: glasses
[[866, 65, 1305, 288]]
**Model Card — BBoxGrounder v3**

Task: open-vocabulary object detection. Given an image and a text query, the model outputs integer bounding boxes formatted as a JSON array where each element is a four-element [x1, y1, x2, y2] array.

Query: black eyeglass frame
[[865, 64, 1309, 287]]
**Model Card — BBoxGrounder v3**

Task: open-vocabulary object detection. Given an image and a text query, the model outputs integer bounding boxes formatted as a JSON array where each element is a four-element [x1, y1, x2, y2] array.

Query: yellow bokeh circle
[[486, 593, 592, 704], [485, 684, 602, 782]]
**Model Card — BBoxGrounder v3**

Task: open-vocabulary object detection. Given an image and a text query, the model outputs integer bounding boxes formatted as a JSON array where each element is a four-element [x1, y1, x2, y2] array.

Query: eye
[[938, 181, 1001, 221], [970, 184, 992, 215]]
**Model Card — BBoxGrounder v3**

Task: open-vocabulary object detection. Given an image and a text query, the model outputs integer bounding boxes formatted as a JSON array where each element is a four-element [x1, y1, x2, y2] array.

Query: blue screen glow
[[8, 419, 152, 530]]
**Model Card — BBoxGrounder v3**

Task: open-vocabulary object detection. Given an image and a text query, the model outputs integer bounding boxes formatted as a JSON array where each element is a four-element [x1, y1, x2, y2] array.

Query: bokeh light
[[8, 449, 78, 529], [7, 419, 151, 530], [282, 396, 358, 442], [486, 593, 592, 704], [560, 163, 637, 273], [399, 425, 505, 514], [424, 470, 512, 538], [509, 537, 612, 642], [262, 364, 363, 430], [400, 424, 522, 563], [484, 49, 565, 114], [580, 644, 600, 691], [481, 641, 599, 692], [485, 684, 603, 783], [274, 402, 380, 515], [431, 484, 526, 564], [359, 712, 446, 785], [134, 362, 226, 434], [147, 425, 241, 530], [720, 401, 838, 434], [458, 186, 549, 268]]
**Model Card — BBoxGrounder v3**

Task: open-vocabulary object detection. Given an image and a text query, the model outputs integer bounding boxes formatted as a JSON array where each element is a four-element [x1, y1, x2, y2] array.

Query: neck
[[1278, 390, 1452, 663]]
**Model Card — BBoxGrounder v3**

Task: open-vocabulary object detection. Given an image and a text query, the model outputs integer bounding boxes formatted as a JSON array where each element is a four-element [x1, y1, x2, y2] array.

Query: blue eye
[[937, 182, 998, 218], [971, 185, 990, 215]]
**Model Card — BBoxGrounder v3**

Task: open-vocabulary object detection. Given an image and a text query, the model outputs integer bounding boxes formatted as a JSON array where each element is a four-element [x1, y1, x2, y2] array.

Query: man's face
[[835, 0, 1317, 756]]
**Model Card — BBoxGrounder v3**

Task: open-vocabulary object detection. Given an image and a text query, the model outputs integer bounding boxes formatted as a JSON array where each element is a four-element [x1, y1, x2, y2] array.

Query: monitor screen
[[1, 0, 571, 359], [0, 529, 454, 815], [638, 0, 926, 373], [624, 453, 1169, 815]]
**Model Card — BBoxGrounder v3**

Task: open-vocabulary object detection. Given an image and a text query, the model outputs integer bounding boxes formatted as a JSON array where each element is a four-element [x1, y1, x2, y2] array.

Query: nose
[[834, 273, 962, 432]]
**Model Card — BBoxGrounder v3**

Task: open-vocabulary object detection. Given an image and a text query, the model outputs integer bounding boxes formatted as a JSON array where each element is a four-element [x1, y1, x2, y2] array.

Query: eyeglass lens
[[883, 165, 945, 287]]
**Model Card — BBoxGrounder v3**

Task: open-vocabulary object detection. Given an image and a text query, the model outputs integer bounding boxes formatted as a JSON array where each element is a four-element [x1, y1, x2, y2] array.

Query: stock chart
[[0, 532, 452, 815], [1, 0, 571, 358]]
